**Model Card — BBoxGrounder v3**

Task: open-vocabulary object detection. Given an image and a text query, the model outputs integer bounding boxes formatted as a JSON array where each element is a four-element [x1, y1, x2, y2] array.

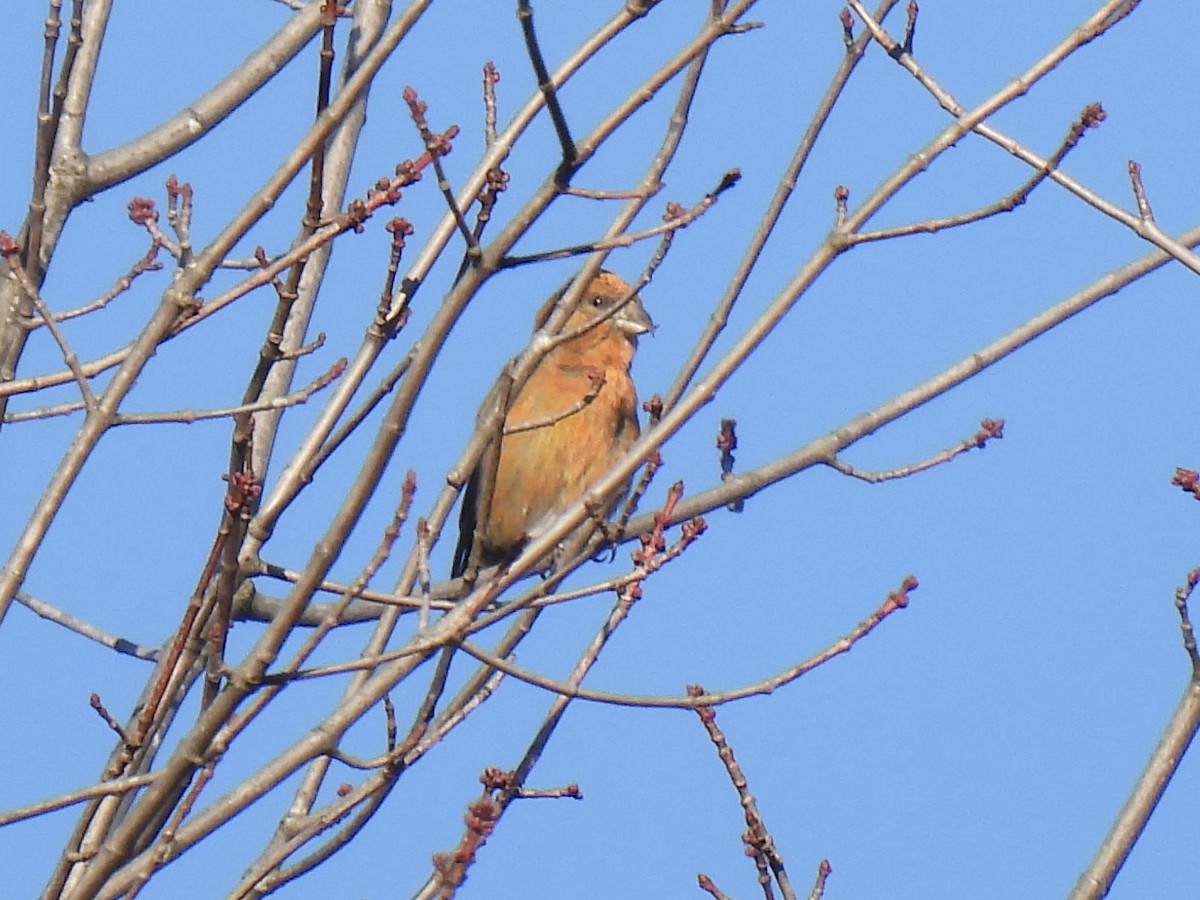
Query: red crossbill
[[452, 271, 653, 578]]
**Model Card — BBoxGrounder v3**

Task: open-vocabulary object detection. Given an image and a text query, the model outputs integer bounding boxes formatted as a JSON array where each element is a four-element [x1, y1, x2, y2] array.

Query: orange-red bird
[[453, 271, 653, 577]]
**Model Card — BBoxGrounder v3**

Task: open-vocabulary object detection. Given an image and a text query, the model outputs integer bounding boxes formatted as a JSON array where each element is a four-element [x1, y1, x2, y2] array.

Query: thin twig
[[403, 86, 472, 255], [458, 576, 916, 709], [3, 398, 86, 423], [691, 682, 797, 900], [500, 169, 740, 268], [26, 241, 163, 329], [1175, 568, 1200, 675], [829, 418, 1003, 482], [14, 592, 158, 660], [0, 232, 97, 409], [808, 860, 832, 900], [113, 358, 345, 426], [850, 103, 1107, 245], [0, 773, 158, 828], [1128, 159, 1154, 222], [517, 0, 576, 181], [661, 0, 902, 413], [482, 61, 500, 147]]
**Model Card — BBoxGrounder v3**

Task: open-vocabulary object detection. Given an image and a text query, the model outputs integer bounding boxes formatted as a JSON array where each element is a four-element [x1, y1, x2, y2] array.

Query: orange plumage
[[453, 271, 653, 577]]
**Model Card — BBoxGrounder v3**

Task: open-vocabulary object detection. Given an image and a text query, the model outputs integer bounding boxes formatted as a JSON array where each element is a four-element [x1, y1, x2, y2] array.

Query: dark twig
[[717, 418, 745, 512], [231, 0, 339, 465], [202, 464, 263, 710], [454, 167, 509, 283], [517, 0, 576, 183], [839, 7, 855, 48], [901, 0, 918, 55], [377, 218, 417, 327], [833, 184, 849, 229], [500, 169, 740, 268], [383, 694, 398, 754], [614, 444, 662, 538]]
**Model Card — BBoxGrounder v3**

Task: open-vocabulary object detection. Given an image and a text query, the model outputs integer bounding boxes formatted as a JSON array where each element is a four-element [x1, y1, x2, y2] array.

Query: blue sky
[[2, 2, 1199, 898]]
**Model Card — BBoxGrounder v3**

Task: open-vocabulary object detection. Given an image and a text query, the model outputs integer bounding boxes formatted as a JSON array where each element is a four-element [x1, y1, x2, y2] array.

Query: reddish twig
[[829, 418, 1003, 482], [430, 769, 509, 897], [1171, 467, 1200, 501], [698, 872, 735, 900], [89, 693, 131, 746], [690, 682, 796, 900]]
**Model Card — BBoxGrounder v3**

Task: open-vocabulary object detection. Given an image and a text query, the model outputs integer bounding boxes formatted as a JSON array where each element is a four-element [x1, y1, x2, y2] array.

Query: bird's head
[[536, 270, 654, 347]]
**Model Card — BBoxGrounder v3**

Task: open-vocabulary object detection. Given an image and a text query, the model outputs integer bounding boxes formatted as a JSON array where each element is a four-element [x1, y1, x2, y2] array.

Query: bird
[[452, 270, 653, 579]]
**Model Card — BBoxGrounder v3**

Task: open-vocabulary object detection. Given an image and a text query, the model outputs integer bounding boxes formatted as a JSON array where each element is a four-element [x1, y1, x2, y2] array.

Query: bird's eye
[[590, 295, 604, 307]]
